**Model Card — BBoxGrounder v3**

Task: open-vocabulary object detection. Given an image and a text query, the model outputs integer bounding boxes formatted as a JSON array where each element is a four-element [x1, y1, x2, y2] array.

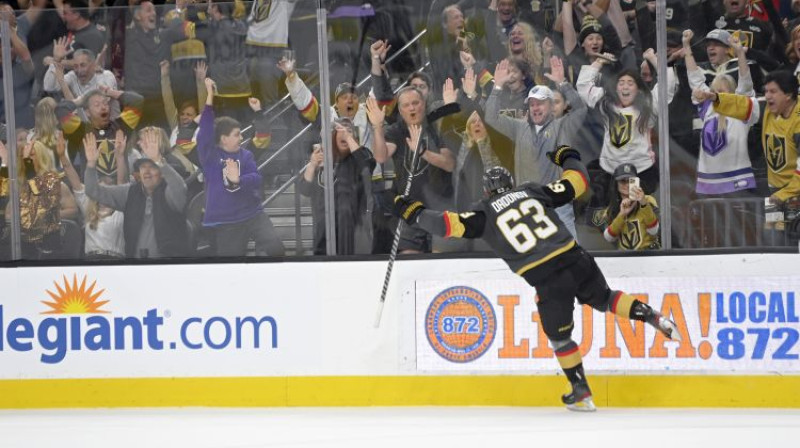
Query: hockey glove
[[547, 144, 581, 167], [393, 196, 425, 224]]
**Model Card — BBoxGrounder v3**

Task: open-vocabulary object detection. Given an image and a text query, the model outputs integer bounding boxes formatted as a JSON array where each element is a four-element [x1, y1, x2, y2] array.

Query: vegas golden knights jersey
[[714, 92, 800, 202], [601, 196, 661, 251], [417, 165, 588, 281]]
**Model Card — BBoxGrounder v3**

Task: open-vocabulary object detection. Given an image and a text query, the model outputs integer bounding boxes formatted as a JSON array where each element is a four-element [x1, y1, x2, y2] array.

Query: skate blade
[[659, 317, 682, 341], [566, 397, 597, 412]]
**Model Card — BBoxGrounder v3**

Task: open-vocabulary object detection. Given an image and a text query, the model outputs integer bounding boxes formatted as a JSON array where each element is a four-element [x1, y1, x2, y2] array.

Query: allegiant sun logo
[[42, 275, 110, 315]]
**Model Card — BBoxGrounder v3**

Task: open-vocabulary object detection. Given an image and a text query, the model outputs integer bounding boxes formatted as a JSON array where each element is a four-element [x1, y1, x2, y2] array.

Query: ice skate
[[647, 311, 681, 341], [561, 382, 596, 412]]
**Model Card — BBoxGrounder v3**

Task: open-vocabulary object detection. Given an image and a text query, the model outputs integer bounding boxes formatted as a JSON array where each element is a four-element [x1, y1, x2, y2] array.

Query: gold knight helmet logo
[[609, 113, 633, 148], [765, 134, 787, 173]]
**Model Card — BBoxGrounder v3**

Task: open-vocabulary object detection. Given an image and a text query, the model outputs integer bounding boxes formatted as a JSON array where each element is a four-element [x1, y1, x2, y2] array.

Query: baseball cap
[[613, 163, 638, 180], [335, 82, 356, 99], [704, 29, 731, 47], [527, 85, 554, 102], [133, 158, 160, 172]]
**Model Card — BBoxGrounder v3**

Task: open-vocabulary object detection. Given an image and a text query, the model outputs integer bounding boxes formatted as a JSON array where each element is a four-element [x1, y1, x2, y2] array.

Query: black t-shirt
[[385, 122, 447, 201], [69, 23, 107, 58]]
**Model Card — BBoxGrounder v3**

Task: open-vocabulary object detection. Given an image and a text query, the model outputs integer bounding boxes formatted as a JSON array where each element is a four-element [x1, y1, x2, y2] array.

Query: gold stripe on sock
[[555, 346, 582, 370]]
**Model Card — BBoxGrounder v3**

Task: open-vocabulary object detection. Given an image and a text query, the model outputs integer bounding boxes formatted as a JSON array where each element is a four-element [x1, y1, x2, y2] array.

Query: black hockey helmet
[[483, 166, 514, 197]]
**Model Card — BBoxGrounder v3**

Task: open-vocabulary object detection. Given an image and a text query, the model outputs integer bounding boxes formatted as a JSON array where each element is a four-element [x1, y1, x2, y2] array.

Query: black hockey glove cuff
[[547, 144, 581, 167], [393, 196, 425, 224]]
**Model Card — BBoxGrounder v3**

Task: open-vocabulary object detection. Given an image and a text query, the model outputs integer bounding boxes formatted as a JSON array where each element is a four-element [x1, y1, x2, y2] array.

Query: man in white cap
[[485, 57, 588, 239]]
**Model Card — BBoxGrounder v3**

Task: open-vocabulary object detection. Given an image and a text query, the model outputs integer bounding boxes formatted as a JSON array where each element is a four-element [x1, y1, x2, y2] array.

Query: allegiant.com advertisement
[[0, 272, 281, 375]]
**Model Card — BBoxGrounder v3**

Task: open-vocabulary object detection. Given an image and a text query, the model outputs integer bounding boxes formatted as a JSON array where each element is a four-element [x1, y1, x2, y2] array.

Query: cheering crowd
[[0, 0, 799, 260]]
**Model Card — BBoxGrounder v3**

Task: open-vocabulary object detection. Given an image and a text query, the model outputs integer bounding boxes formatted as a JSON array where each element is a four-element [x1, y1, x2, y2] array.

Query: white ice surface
[[1, 407, 798, 448]]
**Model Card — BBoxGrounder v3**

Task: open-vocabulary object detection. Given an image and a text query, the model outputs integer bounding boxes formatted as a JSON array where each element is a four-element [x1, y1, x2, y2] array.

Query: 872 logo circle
[[425, 286, 497, 363]]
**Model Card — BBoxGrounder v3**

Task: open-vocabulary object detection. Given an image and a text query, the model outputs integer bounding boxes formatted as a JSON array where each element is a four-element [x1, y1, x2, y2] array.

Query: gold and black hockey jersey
[[416, 161, 588, 282]]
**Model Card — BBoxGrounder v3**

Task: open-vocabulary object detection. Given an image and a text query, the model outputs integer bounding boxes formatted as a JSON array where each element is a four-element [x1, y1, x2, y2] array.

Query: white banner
[[0, 263, 403, 379], [416, 276, 800, 372], [2, 254, 798, 379]]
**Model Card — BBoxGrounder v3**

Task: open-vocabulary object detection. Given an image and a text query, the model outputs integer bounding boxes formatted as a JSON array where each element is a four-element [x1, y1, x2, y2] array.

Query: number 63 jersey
[[419, 168, 588, 283]]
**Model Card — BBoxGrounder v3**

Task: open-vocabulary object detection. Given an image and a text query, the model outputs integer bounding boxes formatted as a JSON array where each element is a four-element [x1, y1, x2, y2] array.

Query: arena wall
[[0, 253, 798, 408]]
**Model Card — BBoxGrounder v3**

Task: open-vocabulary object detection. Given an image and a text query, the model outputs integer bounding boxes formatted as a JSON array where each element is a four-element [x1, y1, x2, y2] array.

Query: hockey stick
[[374, 131, 425, 328]]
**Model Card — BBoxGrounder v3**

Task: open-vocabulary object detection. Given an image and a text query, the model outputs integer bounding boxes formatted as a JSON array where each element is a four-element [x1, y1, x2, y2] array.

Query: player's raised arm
[[539, 145, 590, 207], [392, 196, 487, 239]]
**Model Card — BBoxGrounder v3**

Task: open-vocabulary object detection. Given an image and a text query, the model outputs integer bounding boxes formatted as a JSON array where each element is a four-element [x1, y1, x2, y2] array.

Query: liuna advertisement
[[416, 276, 800, 372]]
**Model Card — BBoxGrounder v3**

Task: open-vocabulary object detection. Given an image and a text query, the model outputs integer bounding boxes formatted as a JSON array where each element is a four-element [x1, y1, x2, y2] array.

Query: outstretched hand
[[365, 96, 386, 127], [392, 195, 425, 224], [462, 67, 477, 99], [139, 128, 162, 162], [113, 129, 127, 155], [224, 158, 240, 184], [406, 124, 423, 154], [544, 56, 565, 85], [84, 133, 100, 167], [194, 60, 208, 80], [276, 57, 295, 75], [442, 78, 458, 105], [493, 59, 510, 88]]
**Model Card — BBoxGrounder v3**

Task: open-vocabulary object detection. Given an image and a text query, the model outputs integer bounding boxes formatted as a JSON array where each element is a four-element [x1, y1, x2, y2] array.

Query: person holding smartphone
[[599, 162, 661, 250]]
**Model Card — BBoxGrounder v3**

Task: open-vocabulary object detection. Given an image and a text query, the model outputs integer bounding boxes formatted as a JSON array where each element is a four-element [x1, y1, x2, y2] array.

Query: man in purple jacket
[[197, 77, 285, 257]]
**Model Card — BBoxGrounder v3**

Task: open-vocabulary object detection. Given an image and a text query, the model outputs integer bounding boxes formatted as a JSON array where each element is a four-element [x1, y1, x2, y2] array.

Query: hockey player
[[392, 133, 680, 412]]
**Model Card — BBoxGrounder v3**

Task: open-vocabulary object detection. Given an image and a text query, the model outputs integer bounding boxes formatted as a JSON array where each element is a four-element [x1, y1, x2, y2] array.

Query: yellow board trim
[[0, 375, 798, 409]]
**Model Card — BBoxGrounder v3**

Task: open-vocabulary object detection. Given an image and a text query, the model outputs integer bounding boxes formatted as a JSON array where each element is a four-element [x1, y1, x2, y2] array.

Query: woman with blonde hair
[[30, 97, 60, 166], [783, 24, 800, 82], [57, 131, 127, 259], [506, 22, 546, 85], [1, 135, 78, 259], [454, 111, 504, 211]]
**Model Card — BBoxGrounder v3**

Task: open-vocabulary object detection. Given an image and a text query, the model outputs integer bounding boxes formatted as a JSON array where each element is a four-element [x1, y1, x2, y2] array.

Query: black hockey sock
[[563, 363, 587, 386]]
